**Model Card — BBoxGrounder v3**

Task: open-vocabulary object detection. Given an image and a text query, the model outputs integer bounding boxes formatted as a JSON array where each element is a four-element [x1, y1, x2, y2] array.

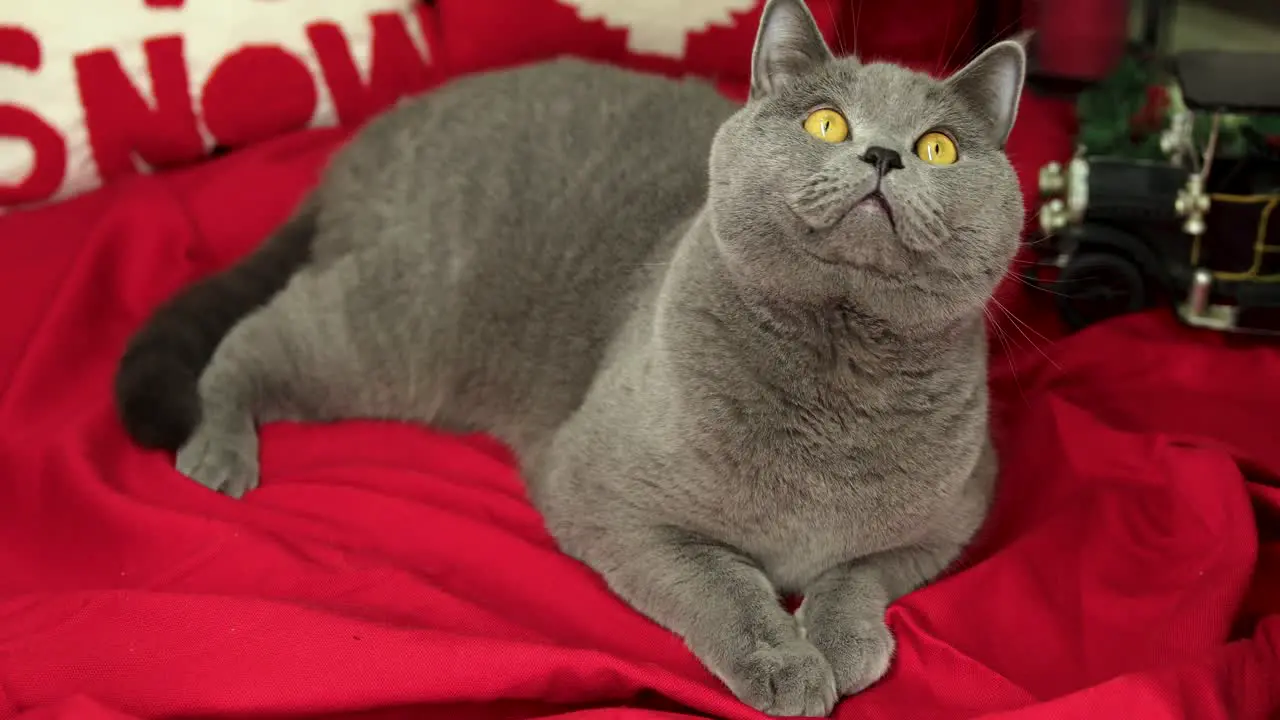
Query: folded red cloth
[[0, 89, 1275, 720]]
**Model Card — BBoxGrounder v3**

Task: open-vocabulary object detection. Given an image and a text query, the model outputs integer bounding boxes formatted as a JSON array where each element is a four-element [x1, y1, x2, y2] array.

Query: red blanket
[[0, 92, 1277, 720]]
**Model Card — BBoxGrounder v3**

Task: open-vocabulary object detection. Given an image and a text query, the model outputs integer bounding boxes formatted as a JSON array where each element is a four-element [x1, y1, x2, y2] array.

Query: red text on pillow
[[75, 37, 206, 183], [200, 47, 320, 148], [309, 13, 436, 126], [0, 28, 67, 205], [4, 3, 438, 206]]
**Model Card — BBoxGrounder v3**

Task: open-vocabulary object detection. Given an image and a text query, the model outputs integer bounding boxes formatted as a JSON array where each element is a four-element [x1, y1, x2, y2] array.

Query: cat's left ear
[[750, 0, 834, 100], [945, 40, 1026, 147]]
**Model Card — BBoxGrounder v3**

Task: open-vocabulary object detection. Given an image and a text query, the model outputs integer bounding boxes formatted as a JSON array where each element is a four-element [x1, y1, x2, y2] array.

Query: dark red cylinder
[[1034, 0, 1130, 81]]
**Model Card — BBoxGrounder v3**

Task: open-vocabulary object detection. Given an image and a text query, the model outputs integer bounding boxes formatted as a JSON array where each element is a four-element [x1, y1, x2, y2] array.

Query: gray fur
[[167, 1, 1026, 714]]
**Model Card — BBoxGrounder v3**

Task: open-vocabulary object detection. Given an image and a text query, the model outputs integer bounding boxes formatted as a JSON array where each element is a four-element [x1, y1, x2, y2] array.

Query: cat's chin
[[798, 205, 910, 276], [798, 252, 908, 285]]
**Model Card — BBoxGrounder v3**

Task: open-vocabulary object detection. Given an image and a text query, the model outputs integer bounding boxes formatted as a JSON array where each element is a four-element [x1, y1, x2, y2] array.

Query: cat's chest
[[681, 401, 982, 590], [741, 459, 953, 590]]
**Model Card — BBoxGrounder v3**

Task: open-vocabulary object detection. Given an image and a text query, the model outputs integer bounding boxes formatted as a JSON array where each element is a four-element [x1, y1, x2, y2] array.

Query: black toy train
[[1026, 50, 1280, 336]]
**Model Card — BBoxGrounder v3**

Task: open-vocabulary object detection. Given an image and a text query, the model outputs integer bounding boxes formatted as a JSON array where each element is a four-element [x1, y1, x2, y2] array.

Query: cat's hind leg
[[174, 322, 267, 498], [175, 386, 258, 498], [175, 266, 362, 498]]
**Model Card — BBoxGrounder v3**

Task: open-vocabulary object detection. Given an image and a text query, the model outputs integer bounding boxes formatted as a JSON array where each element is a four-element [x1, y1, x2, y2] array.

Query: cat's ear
[[750, 0, 834, 100], [945, 39, 1026, 147]]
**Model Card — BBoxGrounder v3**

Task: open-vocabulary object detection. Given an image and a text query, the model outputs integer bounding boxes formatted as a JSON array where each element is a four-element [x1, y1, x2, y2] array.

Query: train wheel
[[1055, 251, 1148, 331]]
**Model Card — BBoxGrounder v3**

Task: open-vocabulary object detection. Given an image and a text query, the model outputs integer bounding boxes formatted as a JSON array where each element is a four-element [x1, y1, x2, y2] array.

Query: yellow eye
[[803, 108, 849, 143], [915, 131, 958, 165]]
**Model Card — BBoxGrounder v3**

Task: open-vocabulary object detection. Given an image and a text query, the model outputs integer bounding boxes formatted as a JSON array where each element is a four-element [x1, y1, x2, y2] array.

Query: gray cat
[[114, 0, 1026, 715]]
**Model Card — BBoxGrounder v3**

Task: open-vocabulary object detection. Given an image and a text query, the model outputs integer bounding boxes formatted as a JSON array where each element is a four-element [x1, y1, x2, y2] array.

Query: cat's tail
[[114, 194, 319, 451]]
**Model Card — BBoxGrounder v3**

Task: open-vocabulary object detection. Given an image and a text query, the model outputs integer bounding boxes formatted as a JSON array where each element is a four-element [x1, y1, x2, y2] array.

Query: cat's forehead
[[811, 60, 956, 131]]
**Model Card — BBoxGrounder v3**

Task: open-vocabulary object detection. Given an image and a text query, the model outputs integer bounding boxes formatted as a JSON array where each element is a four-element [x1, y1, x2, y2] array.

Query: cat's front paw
[[721, 638, 837, 717], [803, 612, 895, 697], [175, 420, 260, 498]]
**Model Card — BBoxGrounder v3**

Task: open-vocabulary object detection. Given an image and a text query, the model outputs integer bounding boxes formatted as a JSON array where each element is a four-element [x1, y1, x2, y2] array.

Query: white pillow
[[0, 0, 439, 208]]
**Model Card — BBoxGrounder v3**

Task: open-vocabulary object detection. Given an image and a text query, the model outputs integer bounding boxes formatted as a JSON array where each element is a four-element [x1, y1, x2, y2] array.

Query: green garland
[[1076, 54, 1280, 160], [1077, 55, 1164, 159]]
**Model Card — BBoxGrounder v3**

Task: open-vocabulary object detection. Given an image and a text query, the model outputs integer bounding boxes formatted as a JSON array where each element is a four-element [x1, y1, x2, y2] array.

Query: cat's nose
[[859, 146, 904, 176]]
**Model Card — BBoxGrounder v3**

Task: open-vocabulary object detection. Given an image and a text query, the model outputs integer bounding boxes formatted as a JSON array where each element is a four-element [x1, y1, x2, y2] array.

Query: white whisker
[[984, 306, 1028, 405], [990, 297, 1061, 370]]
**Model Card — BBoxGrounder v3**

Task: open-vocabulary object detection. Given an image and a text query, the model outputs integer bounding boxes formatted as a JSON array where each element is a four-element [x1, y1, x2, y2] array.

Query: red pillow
[[433, 0, 844, 91], [0, 0, 446, 209]]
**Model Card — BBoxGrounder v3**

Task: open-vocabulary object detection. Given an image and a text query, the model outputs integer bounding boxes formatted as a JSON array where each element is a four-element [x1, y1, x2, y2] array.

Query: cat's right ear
[[749, 0, 834, 100]]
